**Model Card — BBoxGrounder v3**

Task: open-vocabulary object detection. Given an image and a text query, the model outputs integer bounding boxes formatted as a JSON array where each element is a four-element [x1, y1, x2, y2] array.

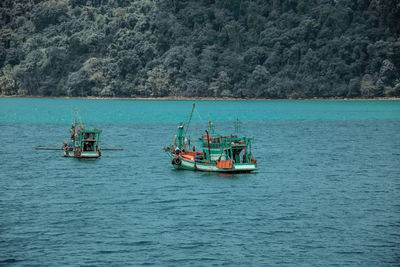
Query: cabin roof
[[80, 129, 102, 134]]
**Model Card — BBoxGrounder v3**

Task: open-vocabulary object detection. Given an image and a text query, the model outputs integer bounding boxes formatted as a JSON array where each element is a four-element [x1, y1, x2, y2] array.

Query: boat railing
[[202, 142, 224, 148], [83, 138, 97, 141], [202, 137, 250, 147]]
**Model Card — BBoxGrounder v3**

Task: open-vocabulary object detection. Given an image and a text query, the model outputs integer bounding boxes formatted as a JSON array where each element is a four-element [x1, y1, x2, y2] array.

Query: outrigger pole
[[35, 147, 62, 150], [36, 147, 122, 151]]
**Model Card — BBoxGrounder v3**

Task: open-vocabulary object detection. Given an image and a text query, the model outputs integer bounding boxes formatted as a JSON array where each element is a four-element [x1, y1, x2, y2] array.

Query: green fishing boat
[[62, 109, 102, 158], [164, 105, 258, 173]]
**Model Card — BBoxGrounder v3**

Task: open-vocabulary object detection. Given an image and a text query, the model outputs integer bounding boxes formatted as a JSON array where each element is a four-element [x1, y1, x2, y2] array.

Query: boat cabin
[[201, 134, 254, 163], [63, 126, 102, 158], [78, 130, 101, 152]]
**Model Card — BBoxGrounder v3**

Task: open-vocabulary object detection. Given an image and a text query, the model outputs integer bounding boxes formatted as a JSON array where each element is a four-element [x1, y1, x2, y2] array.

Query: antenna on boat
[[207, 119, 214, 134]]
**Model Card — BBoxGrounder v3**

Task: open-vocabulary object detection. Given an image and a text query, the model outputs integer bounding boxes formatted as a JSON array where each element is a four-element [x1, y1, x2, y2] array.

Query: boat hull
[[63, 150, 101, 158], [167, 152, 257, 173]]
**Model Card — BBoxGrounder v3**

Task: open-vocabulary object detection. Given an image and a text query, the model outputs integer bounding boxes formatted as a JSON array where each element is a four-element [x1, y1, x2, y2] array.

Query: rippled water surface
[[1, 98, 399, 266]]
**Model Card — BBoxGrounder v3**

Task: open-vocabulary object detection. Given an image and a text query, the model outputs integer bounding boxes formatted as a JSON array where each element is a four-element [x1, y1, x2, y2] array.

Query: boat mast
[[184, 104, 195, 137], [205, 129, 211, 161], [74, 108, 78, 129]]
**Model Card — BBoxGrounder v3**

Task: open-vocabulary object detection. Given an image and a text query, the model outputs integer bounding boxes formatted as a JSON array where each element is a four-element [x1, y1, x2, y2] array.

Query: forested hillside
[[1, 0, 399, 98]]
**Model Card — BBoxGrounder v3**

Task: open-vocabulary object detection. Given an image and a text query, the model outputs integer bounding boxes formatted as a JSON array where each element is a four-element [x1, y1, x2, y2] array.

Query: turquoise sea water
[[0, 98, 399, 266]]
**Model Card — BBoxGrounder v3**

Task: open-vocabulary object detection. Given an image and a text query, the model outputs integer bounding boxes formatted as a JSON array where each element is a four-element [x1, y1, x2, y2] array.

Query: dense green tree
[[0, 0, 399, 98]]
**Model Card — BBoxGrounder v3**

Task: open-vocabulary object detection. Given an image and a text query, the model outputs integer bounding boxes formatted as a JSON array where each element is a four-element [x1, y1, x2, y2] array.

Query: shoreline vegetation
[[1, 94, 399, 101]]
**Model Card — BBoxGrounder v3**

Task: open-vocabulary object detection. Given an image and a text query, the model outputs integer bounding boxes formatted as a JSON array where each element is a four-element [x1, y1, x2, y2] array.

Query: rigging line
[[195, 107, 204, 125], [78, 112, 85, 128], [74, 108, 78, 126], [192, 120, 197, 149]]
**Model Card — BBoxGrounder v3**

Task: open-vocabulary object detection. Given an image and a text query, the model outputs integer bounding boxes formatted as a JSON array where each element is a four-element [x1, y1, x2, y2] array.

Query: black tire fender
[[172, 157, 182, 165]]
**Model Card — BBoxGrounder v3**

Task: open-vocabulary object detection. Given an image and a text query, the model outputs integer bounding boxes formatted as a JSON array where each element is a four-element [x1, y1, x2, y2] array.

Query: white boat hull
[[168, 152, 257, 173], [63, 150, 100, 158]]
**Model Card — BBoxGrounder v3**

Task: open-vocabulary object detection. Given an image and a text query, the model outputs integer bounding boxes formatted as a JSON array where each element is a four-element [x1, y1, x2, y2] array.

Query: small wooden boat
[[62, 109, 102, 158], [164, 105, 258, 173], [36, 109, 123, 157]]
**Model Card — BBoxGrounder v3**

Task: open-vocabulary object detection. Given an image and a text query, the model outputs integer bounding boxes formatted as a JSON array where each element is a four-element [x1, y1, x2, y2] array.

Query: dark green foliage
[[1, 0, 399, 98], [31, 3, 68, 31]]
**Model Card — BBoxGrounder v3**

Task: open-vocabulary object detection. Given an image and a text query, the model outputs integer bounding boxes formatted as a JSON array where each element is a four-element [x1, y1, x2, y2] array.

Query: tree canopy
[[1, 0, 399, 98]]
